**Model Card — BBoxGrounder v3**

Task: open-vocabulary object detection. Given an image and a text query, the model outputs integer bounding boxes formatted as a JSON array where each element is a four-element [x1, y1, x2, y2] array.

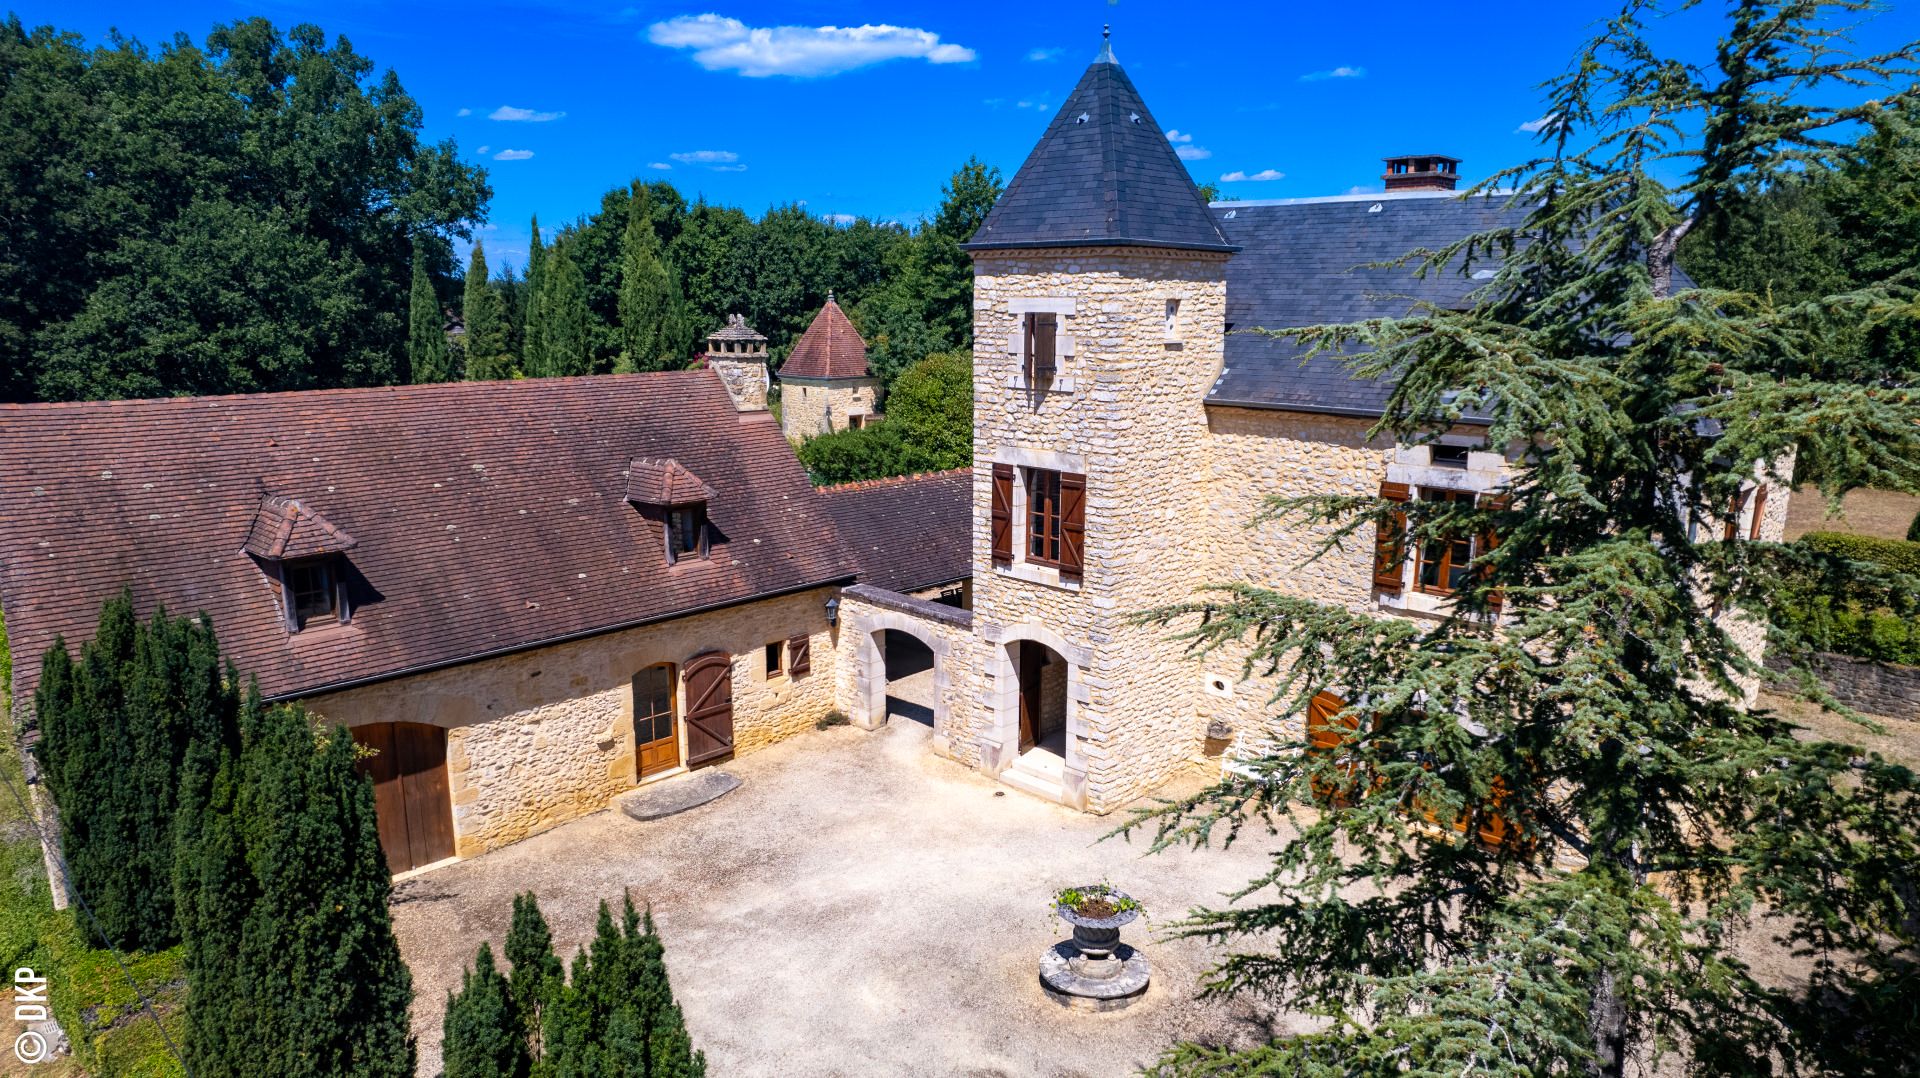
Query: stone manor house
[[0, 45, 1789, 875]]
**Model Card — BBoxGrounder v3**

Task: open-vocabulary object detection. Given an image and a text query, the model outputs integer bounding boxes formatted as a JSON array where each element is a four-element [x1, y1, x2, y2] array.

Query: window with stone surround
[[1022, 312, 1058, 382], [1413, 488, 1477, 596], [1022, 467, 1085, 580]]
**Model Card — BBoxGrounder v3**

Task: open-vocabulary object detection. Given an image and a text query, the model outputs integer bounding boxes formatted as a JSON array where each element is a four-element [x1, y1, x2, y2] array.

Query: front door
[[634, 664, 680, 779], [682, 651, 735, 766], [351, 721, 455, 874], [1017, 643, 1043, 751]]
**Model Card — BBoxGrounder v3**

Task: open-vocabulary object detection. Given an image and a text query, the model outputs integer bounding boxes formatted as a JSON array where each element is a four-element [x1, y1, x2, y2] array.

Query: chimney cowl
[[1381, 153, 1461, 192]]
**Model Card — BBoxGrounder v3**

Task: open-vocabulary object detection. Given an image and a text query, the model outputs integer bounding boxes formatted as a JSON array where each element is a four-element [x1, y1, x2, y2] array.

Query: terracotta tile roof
[[818, 469, 971, 594], [0, 372, 856, 705], [625, 458, 717, 507], [777, 298, 870, 381], [242, 495, 359, 560]]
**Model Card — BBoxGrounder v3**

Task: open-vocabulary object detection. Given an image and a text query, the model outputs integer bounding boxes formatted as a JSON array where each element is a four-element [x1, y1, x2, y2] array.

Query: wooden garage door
[[351, 722, 455, 874], [682, 652, 735, 767]]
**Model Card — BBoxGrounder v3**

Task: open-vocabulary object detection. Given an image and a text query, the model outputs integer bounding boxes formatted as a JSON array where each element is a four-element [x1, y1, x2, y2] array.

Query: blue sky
[[23, 1, 1920, 270]]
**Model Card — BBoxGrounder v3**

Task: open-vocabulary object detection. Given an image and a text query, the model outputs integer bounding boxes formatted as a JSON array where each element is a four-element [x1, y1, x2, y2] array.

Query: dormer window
[[243, 495, 358, 633], [627, 457, 716, 565]]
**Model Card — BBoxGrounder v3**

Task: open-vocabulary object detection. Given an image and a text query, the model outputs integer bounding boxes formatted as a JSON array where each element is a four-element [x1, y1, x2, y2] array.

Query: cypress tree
[[541, 896, 704, 1078], [443, 943, 528, 1078], [616, 183, 679, 373], [464, 240, 512, 380], [521, 216, 547, 377], [176, 690, 415, 1077], [504, 891, 564, 1057], [408, 244, 450, 383], [33, 590, 234, 951], [1125, 5, 1920, 1075], [541, 244, 590, 377]]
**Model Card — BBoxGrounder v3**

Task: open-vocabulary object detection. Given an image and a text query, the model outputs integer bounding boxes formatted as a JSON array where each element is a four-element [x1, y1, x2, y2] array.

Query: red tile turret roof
[[778, 298, 870, 381], [0, 371, 856, 704]]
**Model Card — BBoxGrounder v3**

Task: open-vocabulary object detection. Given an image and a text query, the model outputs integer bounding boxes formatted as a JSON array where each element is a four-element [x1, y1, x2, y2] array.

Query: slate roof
[[817, 469, 971, 595], [963, 44, 1235, 254], [1207, 192, 1521, 418], [707, 313, 765, 343], [778, 298, 870, 380], [0, 372, 856, 705], [242, 495, 359, 561]]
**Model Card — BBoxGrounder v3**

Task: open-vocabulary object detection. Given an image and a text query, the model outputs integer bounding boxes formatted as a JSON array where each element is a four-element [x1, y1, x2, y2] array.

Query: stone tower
[[777, 295, 881, 441], [957, 32, 1238, 810], [702, 313, 770, 412]]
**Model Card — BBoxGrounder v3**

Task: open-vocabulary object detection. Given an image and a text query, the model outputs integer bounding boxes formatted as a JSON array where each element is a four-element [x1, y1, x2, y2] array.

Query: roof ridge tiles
[[817, 467, 971, 493]]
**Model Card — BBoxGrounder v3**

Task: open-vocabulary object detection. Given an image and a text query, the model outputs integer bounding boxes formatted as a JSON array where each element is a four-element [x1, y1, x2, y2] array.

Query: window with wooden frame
[[283, 557, 344, 630], [1723, 487, 1751, 543], [1414, 488, 1477, 596], [1023, 467, 1085, 579], [667, 505, 706, 563], [763, 641, 784, 679], [1022, 311, 1058, 381]]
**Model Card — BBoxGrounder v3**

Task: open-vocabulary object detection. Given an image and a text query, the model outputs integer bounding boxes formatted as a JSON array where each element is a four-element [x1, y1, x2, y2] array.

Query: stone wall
[[779, 377, 881, 442], [306, 586, 841, 857], [1766, 650, 1920, 720], [707, 358, 770, 412]]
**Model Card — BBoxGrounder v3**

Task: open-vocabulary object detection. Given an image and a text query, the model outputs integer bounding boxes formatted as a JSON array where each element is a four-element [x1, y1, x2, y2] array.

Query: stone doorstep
[[617, 769, 743, 822]]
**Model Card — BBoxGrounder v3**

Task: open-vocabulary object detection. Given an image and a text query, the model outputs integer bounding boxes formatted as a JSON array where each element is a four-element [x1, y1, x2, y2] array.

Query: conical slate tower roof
[[963, 34, 1236, 254]]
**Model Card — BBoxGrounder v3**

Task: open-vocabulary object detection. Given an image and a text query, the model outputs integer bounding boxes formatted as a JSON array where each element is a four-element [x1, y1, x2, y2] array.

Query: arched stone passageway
[[879, 629, 937, 727]]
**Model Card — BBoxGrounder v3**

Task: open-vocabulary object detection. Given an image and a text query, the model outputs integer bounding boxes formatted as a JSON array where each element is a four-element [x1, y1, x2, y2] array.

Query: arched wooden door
[[351, 722, 455, 874], [682, 652, 735, 767]]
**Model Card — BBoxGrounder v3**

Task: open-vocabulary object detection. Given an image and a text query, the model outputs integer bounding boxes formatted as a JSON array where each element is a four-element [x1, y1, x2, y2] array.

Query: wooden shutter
[[1725, 487, 1750, 543], [1059, 473, 1086, 580], [787, 634, 811, 677], [1305, 692, 1360, 805], [1032, 312, 1057, 378], [1748, 484, 1768, 541], [682, 652, 735, 766], [1478, 493, 1511, 610], [1373, 482, 1412, 593], [990, 464, 1014, 565]]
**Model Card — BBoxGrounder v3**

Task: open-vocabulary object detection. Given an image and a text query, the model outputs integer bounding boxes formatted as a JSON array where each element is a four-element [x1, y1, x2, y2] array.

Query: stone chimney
[[702, 314, 770, 412], [1381, 153, 1461, 192]]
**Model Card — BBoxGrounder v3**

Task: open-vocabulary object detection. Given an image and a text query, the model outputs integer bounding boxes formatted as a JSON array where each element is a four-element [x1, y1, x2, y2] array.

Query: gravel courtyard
[[391, 719, 1300, 1077]]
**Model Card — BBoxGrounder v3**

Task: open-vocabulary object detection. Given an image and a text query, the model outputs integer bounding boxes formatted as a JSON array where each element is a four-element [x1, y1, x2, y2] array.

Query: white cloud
[[1176, 145, 1212, 161], [490, 105, 567, 122], [1221, 169, 1286, 182], [476, 222, 499, 231], [1016, 100, 1050, 110], [456, 107, 473, 117], [1517, 113, 1561, 134], [647, 161, 673, 170], [1344, 185, 1379, 195], [1165, 129, 1194, 144], [648, 14, 976, 77], [711, 164, 748, 173], [670, 150, 740, 166], [493, 149, 534, 161], [1027, 47, 1062, 62], [1300, 65, 1365, 82], [476, 145, 490, 155], [826, 213, 857, 225]]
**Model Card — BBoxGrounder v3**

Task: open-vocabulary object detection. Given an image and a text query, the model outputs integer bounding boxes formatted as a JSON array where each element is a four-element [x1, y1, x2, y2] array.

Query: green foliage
[[1909, 510, 1920, 543], [886, 349, 973, 469], [815, 710, 851, 729], [447, 893, 703, 1078], [410, 245, 451, 384], [1051, 884, 1141, 917], [444, 943, 528, 1078], [794, 422, 915, 486], [174, 689, 414, 1077], [1776, 533, 1920, 664], [464, 241, 512, 380], [522, 217, 548, 377], [532, 245, 590, 378], [1124, 5, 1920, 1075], [0, 16, 489, 402], [616, 183, 684, 373], [1799, 531, 1920, 577], [32, 591, 236, 951]]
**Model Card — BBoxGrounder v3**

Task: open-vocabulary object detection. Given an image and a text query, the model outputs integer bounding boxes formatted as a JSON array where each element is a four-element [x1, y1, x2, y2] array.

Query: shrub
[[1798, 531, 1920, 577], [443, 943, 528, 1078], [796, 421, 925, 485], [886, 348, 972, 471], [1908, 508, 1920, 543], [32, 590, 236, 951]]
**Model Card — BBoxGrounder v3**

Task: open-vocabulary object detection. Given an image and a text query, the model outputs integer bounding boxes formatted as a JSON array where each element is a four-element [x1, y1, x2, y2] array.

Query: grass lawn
[[1786, 486, 1920, 541], [0, 615, 186, 1078]]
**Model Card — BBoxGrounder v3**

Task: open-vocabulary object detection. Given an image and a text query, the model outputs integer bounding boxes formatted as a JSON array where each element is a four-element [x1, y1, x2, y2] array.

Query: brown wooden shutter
[[990, 464, 1014, 564], [682, 652, 735, 766], [1725, 487, 1750, 543], [1747, 484, 1768, 541], [1306, 692, 1360, 805], [1059, 472, 1086, 580], [787, 634, 811, 677], [1478, 493, 1511, 610], [1032, 312, 1057, 378], [1373, 482, 1412, 593]]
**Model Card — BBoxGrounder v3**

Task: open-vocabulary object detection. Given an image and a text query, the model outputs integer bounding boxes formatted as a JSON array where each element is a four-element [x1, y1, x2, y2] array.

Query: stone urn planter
[[1039, 886, 1151, 1010]]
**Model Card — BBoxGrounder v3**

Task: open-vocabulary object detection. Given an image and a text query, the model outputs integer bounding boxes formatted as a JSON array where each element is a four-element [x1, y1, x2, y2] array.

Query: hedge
[[1779, 533, 1920, 665], [1798, 531, 1920, 577]]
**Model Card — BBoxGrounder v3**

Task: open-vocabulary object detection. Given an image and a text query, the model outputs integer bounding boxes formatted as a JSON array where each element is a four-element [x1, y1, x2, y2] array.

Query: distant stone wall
[[707, 358, 769, 412], [306, 585, 841, 857], [1766, 650, 1920, 720], [780, 377, 880, 441], [833, 585, 979, 763]]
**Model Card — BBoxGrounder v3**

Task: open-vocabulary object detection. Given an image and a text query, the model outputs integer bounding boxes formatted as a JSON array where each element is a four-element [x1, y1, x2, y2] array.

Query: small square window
[[764, 641, 784, 679], [668, 506, 705, 561], [1431, 444, 1471, 469], [1164, 298, 1181, 339], [284, 558, 337, 629]]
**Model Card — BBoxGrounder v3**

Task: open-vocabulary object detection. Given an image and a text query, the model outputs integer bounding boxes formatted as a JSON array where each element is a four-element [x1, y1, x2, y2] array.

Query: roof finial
[[1096, 24, 1117, 64], [827, 288, 835, 304]]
